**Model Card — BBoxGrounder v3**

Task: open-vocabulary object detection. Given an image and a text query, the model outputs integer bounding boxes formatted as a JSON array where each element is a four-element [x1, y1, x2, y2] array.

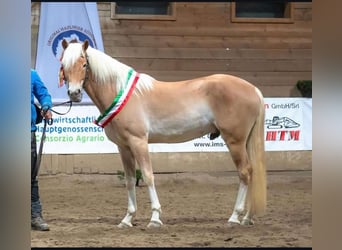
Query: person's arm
[[32, 70, 53, 120], [32, 70, 52, 111]]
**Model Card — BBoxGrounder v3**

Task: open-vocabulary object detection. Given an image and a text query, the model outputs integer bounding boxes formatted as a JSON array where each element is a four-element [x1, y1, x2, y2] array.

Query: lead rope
[[34, 100, 73, 178], [50, 100, 73, 116], [33, 117, 48, 179]]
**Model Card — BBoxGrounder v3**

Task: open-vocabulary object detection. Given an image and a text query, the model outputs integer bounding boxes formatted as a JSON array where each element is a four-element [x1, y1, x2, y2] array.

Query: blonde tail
[[247, 87, 267, 216]]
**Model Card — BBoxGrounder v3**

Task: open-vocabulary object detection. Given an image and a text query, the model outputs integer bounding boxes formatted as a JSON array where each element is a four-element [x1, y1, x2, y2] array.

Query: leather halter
[[81, 53, 90, 88]]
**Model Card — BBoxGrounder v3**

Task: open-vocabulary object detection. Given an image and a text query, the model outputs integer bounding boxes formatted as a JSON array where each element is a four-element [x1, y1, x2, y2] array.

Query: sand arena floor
[[31, 170, 311, 247]]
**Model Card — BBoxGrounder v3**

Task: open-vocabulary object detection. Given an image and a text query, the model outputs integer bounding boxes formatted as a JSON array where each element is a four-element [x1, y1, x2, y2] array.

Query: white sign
[[35, 2, 104, 104], [264, 98, 312, 151], [36, 98, 312, 154]]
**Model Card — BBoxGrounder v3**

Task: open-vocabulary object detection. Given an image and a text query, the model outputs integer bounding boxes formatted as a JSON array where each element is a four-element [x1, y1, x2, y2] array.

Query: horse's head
[[60, 39, 89, 102]]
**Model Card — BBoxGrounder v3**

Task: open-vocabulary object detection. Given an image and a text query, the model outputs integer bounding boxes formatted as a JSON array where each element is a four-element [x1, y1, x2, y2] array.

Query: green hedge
[[296, 80, 312, 97]]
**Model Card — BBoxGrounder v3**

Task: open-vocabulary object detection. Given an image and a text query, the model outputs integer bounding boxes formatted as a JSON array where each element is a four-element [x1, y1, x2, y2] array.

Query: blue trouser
[[31, 131, 42, 218]]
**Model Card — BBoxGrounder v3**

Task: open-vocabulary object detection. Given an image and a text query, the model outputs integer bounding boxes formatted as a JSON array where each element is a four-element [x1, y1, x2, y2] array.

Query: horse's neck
[[86, 53, 134, 111], [84, 74, 119, 113]]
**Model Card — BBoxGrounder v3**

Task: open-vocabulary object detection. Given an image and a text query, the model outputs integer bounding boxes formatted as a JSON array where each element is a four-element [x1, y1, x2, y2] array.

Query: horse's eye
[[83, 63, 87, 68]]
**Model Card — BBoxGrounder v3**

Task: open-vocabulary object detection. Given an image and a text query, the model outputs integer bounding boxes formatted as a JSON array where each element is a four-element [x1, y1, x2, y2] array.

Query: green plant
[[135, 169, 143, 186], [117, 170, 125, 181], [116, 169, 143, 187], [296, 80, 312, 97]]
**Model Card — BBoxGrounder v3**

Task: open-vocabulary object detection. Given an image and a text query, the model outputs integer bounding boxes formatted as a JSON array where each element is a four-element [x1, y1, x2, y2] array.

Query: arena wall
[[38, 151, 311, 175]]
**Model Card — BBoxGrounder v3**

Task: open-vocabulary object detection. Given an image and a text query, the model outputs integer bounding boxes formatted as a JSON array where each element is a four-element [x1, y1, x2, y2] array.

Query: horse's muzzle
[[68, 89, 82, 102]]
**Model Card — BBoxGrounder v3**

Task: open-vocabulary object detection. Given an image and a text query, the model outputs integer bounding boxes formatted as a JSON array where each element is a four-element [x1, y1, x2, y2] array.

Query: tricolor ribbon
[[94, 68, 140, 128]]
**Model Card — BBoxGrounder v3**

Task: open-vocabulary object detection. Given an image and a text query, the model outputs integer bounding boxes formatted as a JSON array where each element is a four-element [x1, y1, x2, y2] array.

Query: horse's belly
[[147, 113, 216, 143], [149, 130, 215, 143]]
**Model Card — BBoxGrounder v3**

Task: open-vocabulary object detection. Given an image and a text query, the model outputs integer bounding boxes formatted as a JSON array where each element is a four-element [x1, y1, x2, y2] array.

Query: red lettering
[[266, 131, 277, 141], [289, 130, 300, 140], [265, 130, 300, 141], [279, 131, 286, 141]]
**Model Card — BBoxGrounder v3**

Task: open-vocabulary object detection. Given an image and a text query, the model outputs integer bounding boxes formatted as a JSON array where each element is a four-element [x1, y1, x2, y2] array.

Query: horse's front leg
[[117, 146, 137, 228], [129, 138, 163, 228]]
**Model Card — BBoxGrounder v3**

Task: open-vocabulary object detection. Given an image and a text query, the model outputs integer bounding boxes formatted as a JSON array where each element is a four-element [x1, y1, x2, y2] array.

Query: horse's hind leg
[[129, 138, 163, 228], [224, 139, 253, 226], [117, 146, 137, 228], [228, 181, 248, 225]]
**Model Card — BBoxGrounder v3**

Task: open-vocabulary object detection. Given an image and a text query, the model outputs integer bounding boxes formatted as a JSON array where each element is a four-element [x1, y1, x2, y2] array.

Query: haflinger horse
[[60, 39, 266, 228]]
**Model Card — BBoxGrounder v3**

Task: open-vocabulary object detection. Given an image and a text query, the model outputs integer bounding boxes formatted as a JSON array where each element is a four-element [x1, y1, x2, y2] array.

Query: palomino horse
[[60, 39, 266, 228]]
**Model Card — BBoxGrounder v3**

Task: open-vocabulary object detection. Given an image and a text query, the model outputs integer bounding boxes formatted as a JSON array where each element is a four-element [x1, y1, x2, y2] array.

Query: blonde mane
[[62, 42, 154, 94]]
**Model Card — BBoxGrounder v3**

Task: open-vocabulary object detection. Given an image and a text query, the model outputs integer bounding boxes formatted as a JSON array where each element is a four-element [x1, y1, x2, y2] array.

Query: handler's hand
[[41, 109, 52, 120]]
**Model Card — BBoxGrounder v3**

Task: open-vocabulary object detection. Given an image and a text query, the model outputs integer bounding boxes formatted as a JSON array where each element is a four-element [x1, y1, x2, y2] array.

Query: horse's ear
[[62, 39, 68, 50], [83, 40, 89, 51]]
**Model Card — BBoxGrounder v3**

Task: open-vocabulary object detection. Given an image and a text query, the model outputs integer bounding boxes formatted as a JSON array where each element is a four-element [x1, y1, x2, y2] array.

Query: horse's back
[[141, 73, 261, 143], [148, 73, 261, 120], [156, 73, 261, 111]]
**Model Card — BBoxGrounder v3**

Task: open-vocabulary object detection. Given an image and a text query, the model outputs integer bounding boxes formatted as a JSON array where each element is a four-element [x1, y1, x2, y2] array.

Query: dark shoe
[[31, 216, 50, 231]]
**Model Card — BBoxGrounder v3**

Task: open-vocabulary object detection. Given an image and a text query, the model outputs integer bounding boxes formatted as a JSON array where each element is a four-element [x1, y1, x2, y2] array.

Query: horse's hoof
[[117, 221, 133, 228], [147, 220, 163, 228], [227, 218, 240, 227], [226, 220, 240, 228], [241, 218, 254, 226]]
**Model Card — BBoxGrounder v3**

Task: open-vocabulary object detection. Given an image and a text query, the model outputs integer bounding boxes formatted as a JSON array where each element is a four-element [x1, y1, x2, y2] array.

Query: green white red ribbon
[[94, 68, 140, 128]]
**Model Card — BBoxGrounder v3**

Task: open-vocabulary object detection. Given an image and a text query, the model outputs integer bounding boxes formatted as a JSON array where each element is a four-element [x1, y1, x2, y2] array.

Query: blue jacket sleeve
[[31, 69, 52, 110]]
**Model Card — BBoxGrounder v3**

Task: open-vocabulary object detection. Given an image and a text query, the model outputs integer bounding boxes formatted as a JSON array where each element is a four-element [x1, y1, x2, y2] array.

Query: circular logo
[[52, 30, 95, 60]]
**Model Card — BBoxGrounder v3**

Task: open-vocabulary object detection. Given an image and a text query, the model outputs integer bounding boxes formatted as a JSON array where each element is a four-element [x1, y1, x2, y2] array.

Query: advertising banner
[[36, 98, 312, 154], [35, 2, 104, 104]]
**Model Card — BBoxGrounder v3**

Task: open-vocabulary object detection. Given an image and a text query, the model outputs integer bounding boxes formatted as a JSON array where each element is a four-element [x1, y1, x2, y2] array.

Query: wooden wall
[[32, 2, 311, 97]]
